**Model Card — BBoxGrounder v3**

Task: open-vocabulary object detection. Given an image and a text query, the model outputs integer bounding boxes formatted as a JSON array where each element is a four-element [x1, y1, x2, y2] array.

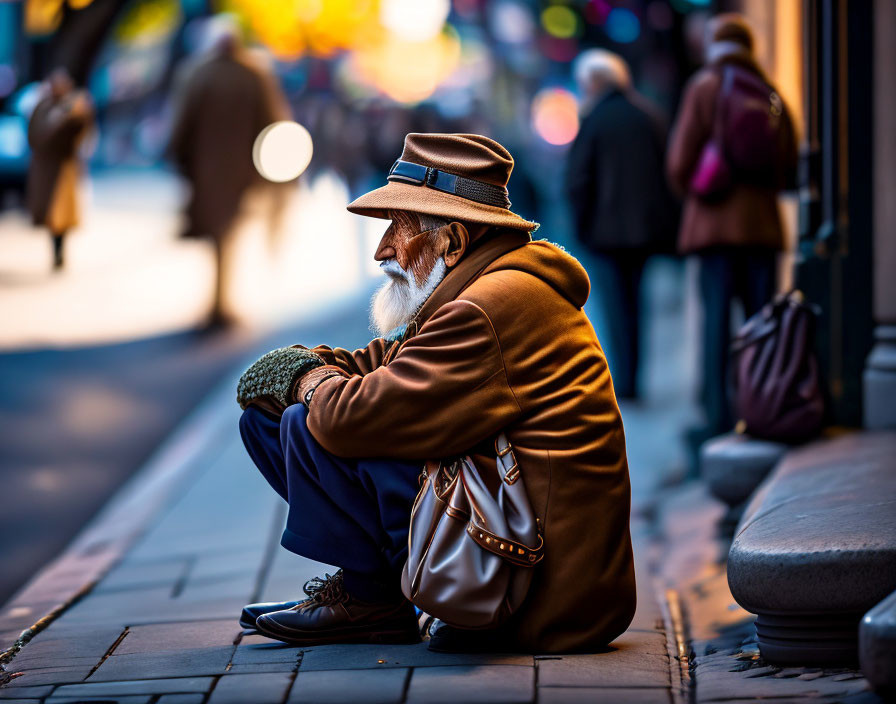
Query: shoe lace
[[308, 570, 348, 606], [302, 571, 336, 598]]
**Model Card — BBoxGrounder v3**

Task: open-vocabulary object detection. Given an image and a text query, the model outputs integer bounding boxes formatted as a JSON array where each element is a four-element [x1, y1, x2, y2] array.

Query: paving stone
[[208, 672, 293, 704], [53, 586, 173, 628], [232, 634, 301, 664], [225, 662, 297, 673], [289, 667, 408, 704], [406, 665, 534, 704], [7, 655, 99, 669], [86, 646, 233, 681], [1, 664, 92, 686], [13, 626, 124, 663], [95, 557, 188, 593], [0, 685, 52, 699], [0, 699, 41, 704], [695, 667, 872, 701], [299, 642, 533, 671], [52, 676, 213, 697], [537, 687, 671, 704], [46, 696, 152, 704], [536, 631, 669, 689], [116, 620, 240, 654], [157, 695, 205, 704]]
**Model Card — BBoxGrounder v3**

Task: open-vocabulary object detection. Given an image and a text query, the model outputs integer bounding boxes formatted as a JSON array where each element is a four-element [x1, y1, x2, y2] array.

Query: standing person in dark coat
[[666, 14, 797, 438], [168, 26, 288, 327], [27, 68, 93, 271], [566, 50, 677, 399]]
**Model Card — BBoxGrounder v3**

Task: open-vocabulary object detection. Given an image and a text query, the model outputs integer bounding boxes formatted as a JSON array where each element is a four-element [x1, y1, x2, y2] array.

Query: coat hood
[[483, 239, 591, 309]]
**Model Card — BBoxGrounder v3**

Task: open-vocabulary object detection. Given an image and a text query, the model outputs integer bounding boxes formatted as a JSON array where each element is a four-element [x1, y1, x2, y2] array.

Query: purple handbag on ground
[[731, 291, 825, 443]]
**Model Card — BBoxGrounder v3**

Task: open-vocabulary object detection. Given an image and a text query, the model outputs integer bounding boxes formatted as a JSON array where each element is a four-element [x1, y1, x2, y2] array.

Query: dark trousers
[[239, 404, 421, 597], [697, 248, 777, 434], [589, 250, 648, 399]]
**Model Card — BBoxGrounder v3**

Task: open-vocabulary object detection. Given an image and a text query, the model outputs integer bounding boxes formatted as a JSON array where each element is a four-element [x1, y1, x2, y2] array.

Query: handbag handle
[[461, 433, 543, 566]]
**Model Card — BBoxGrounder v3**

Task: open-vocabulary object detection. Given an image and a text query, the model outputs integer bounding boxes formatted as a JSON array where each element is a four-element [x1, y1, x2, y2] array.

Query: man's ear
[[439, 222, 469, 268]]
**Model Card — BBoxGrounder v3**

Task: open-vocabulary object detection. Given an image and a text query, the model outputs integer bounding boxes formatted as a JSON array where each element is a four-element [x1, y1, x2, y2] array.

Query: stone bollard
[[860, 588, 896, 696], [728, 432, 896, 665], [700, 432, 788, 538]]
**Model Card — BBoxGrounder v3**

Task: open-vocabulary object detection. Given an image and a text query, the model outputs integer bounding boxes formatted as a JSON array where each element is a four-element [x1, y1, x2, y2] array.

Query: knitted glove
[[237, 347, 324, 411]]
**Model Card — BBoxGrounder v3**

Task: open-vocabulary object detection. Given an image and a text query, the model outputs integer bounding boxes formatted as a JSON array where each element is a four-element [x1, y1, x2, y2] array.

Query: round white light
[[380, 0, 450, 42], [252, 121, 313, 183]]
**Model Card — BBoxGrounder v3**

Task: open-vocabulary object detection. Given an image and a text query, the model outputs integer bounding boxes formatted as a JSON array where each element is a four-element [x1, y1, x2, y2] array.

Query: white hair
[[573, 49, 632, 96], [370, 257, 447, 339]]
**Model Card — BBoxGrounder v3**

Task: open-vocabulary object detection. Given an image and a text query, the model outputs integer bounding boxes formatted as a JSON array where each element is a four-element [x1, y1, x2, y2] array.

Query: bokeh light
[[489, 0, 535, 45], [584, 0, 611, 25], [252, 121, 314, 182], [0, 65, 16, 98], [352, 26, 461, 104], [541, 5, 579, 39], [605, 7, 641, 43], [380, 0, 450, 42], [531, 87, 579, 146], [114, 0, 181, 48]]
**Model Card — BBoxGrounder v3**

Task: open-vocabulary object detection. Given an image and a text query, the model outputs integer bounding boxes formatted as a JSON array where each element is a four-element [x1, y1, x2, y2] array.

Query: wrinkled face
[[374, 210, 447, 287], [369, 210, 449, 338]]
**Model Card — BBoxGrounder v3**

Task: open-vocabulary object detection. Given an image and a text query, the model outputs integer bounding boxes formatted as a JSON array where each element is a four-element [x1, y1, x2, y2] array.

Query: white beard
[[370, 257, 447, 339]]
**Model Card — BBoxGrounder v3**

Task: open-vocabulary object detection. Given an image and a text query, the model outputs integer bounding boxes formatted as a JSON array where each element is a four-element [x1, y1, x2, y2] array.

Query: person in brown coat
[[666, 14, 797, 439], [27, 68, 93, 271], [235, 133, 636, 653], [168, 28, 288, 326]]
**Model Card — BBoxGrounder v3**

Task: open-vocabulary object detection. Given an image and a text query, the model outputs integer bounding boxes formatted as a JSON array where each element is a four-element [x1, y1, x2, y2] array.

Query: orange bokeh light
[[531, 88, 580, 146]]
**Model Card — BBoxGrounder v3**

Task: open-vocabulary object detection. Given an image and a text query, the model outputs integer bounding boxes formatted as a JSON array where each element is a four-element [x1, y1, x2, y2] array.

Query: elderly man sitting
[[236, 133, 635, 653]]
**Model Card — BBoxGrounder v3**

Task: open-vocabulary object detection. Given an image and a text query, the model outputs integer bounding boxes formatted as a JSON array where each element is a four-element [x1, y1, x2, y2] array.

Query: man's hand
[[237, 347, 324, 411]]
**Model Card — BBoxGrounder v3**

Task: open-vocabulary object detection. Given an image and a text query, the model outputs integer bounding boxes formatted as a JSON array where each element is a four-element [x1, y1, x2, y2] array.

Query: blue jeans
[[239, 405, 421, 593]]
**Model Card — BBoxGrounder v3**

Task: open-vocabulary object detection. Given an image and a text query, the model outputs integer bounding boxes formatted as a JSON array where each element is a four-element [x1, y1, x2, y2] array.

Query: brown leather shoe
[[254, 571, 420, 646]]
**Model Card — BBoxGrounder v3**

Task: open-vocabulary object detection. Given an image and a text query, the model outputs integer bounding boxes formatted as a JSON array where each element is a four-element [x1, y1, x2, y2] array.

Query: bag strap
[[495, 433, 520, 485], [466, 523, 544, 566]]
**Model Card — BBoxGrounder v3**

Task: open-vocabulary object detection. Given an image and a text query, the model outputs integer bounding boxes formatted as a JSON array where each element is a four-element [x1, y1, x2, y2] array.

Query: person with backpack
[[667, 13, 798, 443]]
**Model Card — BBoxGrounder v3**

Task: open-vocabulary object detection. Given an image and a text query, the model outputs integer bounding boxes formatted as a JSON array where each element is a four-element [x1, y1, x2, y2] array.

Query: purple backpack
[[690, 65, 788, 198]]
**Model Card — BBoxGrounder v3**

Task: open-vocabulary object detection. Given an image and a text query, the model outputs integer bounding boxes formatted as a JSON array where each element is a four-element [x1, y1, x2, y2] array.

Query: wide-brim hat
[[347, 133, 538, 232]]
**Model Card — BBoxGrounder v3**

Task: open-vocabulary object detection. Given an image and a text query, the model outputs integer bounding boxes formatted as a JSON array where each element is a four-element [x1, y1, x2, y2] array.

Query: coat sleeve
[[309, 339, 389, 376], [305, 300, 522, 460], [666, 71, 716, 197]]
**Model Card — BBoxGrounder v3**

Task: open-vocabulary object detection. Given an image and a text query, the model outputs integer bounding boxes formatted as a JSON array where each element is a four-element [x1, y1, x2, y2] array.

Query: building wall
[[875, 0, 896, 323]]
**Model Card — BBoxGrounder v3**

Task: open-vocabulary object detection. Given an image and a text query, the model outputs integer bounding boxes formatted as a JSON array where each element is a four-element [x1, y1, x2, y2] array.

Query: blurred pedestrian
[[666, 14, 797, 439], [566, 50, 677, 399], [168, 25, 288, 327], [26, 68, 94, 271]]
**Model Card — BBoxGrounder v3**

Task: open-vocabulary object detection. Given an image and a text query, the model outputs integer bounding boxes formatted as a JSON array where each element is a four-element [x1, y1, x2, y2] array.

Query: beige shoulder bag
[[400, 434, 544, 629]]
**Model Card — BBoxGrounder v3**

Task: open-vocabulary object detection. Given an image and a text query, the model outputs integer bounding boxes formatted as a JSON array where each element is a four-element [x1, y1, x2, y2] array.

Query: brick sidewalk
[[0, 368, 686, 704], [0, 260, 693, 704]]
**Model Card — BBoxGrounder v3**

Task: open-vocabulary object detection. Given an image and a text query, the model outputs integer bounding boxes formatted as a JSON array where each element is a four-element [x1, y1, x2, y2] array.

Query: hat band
[[388, 160, 511, 209]]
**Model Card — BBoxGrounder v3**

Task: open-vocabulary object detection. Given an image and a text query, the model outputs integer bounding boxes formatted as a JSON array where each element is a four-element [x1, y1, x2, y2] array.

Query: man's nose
[[374, 234, 397, 262]]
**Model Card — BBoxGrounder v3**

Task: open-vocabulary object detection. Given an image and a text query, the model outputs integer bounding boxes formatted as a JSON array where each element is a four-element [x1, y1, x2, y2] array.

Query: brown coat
[[666, 56, 797, 254], [27, 92, 93, 233], [305, 230, 636, 653], [168, 48, 287, 240]]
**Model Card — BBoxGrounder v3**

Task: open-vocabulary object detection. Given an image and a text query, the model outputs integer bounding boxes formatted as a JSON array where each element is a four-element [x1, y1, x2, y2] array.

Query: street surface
[[0, 169, 382, 604]]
